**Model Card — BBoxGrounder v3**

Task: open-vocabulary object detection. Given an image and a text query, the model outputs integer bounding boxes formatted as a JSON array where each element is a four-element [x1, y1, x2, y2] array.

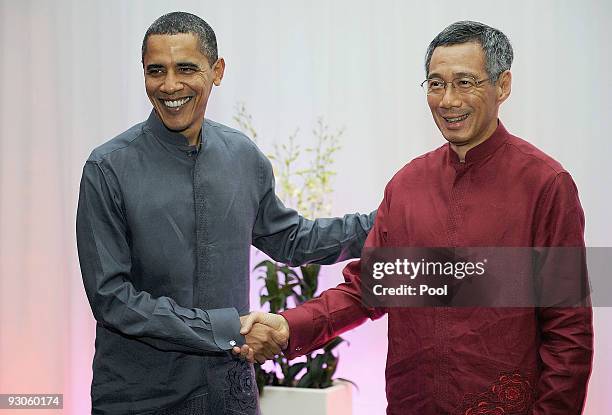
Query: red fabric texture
[[281, 121, 593, 414]]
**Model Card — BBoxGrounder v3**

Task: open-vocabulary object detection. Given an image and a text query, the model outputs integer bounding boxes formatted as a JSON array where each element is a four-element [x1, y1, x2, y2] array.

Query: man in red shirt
[[240, 21, 593, 414]]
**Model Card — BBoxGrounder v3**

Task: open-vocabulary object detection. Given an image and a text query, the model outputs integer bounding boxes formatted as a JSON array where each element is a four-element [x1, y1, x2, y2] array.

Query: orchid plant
[[234, 103, 348, 393]]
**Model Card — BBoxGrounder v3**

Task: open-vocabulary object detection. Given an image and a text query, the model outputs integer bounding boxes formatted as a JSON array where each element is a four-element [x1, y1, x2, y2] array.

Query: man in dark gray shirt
[[76, 11, 374, 415]]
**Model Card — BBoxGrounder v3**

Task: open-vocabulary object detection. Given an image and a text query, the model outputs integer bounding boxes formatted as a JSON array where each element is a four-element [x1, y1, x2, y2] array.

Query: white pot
[[259, 380, 353, 415]]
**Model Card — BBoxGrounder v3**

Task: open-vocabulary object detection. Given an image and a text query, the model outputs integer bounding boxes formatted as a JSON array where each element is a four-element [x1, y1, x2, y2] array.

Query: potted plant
[[234, 104, 354, 415]]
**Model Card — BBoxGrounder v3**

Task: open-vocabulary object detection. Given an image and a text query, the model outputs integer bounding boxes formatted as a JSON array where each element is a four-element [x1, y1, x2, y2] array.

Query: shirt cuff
[[207, 308, 245, 351], [280, 306, 315, 360]]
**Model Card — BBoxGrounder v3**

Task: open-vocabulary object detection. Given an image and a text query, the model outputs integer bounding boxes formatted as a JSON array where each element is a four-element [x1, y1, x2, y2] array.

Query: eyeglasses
[[420, 76, 491, 95]]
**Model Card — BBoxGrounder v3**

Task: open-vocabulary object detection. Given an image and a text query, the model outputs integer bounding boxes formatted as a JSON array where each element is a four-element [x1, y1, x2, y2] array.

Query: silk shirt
[[282, 121, 593, 415], [77, 111, 374, 414]]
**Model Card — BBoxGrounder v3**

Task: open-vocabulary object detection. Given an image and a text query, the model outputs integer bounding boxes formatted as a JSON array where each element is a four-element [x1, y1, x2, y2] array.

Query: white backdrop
[[1, 0, 610, 413]]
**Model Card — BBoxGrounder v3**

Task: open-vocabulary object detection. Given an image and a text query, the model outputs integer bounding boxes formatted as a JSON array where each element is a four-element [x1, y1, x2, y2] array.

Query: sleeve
[[252, 156, 376, 267], [76, 161, 244, 354], [280, 185, 392, 359], [532, 172, 593, 414]]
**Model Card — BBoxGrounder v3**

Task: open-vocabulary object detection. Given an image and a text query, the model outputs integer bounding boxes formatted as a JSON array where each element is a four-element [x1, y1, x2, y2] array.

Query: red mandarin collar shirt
[[281, 121, 593, 414]]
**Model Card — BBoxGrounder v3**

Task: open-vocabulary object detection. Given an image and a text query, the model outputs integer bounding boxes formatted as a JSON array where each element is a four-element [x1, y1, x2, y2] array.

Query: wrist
[[279, 315, 290, 350]]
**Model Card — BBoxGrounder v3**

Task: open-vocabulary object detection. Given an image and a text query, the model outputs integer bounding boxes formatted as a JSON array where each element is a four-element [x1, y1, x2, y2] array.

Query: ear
[[212, 58, 225, 86], [496, 70, 512, 104]]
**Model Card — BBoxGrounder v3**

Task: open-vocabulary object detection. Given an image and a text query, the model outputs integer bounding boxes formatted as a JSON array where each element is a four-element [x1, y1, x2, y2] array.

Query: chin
[[160, 120, 188, 132], [441, 126, 471, 141], [157, 114, 187, 129], [441, 132, 464, 143]]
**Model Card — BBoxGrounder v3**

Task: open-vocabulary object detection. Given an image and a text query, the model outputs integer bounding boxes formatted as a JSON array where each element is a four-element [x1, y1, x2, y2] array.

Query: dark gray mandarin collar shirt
[[76, 111, 375, 415]]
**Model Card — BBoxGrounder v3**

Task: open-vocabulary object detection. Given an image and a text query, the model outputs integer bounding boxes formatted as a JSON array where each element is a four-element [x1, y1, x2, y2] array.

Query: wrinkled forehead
[[428, 42, 486, 78]]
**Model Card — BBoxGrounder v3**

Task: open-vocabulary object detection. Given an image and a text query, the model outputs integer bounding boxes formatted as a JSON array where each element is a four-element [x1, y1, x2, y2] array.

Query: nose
[[438, 84, 462, 109], [159, 70, 184, 95]]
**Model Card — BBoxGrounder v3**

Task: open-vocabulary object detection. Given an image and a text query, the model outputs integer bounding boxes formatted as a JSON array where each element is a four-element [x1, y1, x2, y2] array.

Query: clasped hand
[[232, 312, 290, 364]]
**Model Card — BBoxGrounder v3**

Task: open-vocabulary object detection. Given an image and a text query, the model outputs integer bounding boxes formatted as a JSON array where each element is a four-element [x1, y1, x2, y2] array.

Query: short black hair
[[142, 11, 218, 65], [425, 21, 513, 82]]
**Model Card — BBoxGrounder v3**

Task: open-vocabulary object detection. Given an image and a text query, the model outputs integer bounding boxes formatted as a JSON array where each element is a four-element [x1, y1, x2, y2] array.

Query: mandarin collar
[[144, 110, 202, 151], [448, 120, 509, 165]]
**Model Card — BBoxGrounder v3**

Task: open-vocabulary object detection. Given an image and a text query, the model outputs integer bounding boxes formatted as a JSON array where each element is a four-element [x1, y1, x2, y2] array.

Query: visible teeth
[[445, 114, 469, 123], [163, 97, 191, 108]]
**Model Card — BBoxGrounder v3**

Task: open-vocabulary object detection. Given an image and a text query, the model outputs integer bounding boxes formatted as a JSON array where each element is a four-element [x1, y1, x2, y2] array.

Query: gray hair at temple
[[141, 11, 218, 65], [425, 21, 513, 83]]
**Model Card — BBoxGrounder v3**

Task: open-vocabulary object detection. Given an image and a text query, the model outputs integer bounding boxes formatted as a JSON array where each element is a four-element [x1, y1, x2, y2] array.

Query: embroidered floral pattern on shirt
[[456, 370, 534, 415], [225, 360, 257, 413]]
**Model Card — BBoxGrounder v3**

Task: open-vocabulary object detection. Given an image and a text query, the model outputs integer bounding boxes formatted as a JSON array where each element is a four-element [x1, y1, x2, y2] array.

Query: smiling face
[[143, 33, 224, 144], [427, 42, 511, 157]]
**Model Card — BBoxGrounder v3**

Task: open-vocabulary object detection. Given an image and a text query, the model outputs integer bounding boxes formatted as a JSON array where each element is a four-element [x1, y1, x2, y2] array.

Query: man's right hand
[[232, 312, 290, 364]]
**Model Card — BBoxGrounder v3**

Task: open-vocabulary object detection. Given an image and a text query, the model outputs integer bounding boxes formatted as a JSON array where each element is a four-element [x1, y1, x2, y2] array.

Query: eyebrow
[[453, 71, 480, 78], [176, 62, 200, 70], [145, 64, 164, 71], [145, 62, 201, 71], [427, 71, 480, 79]]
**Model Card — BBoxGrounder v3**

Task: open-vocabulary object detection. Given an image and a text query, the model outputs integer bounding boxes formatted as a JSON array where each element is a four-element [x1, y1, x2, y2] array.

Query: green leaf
[[292, 292, 307, 304], [284, 362, 307, 384], [334, 377, 359, 392], [259, 295, 272, 307], [299, 264, 320, 299], [296, 368, 313, 388], [278, 266, 299, 277], [253, 259, 275, 271], [264, 277, 280, 296], [323, 336, 345, 353], [297, 354, 326, 388]]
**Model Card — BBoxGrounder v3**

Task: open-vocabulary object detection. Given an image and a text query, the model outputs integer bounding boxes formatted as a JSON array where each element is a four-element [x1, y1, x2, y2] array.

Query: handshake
[[232, 312, 291, 364]]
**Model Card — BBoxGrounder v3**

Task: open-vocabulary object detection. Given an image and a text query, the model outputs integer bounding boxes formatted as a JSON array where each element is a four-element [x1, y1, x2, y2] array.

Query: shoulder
[[500, 133, 578, 199], [204, 119, 271, 166], [503, 133, 567, 177], [386, 144, 447, 191], [87, 121, 147, 165], [204, 119, 262, 155], [204, 119, 272, 187]]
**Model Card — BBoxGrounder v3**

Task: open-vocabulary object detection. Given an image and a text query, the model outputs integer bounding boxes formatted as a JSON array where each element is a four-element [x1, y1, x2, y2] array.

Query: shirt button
[[295, 347, 302, 351], [229, 340, 237, 347]]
